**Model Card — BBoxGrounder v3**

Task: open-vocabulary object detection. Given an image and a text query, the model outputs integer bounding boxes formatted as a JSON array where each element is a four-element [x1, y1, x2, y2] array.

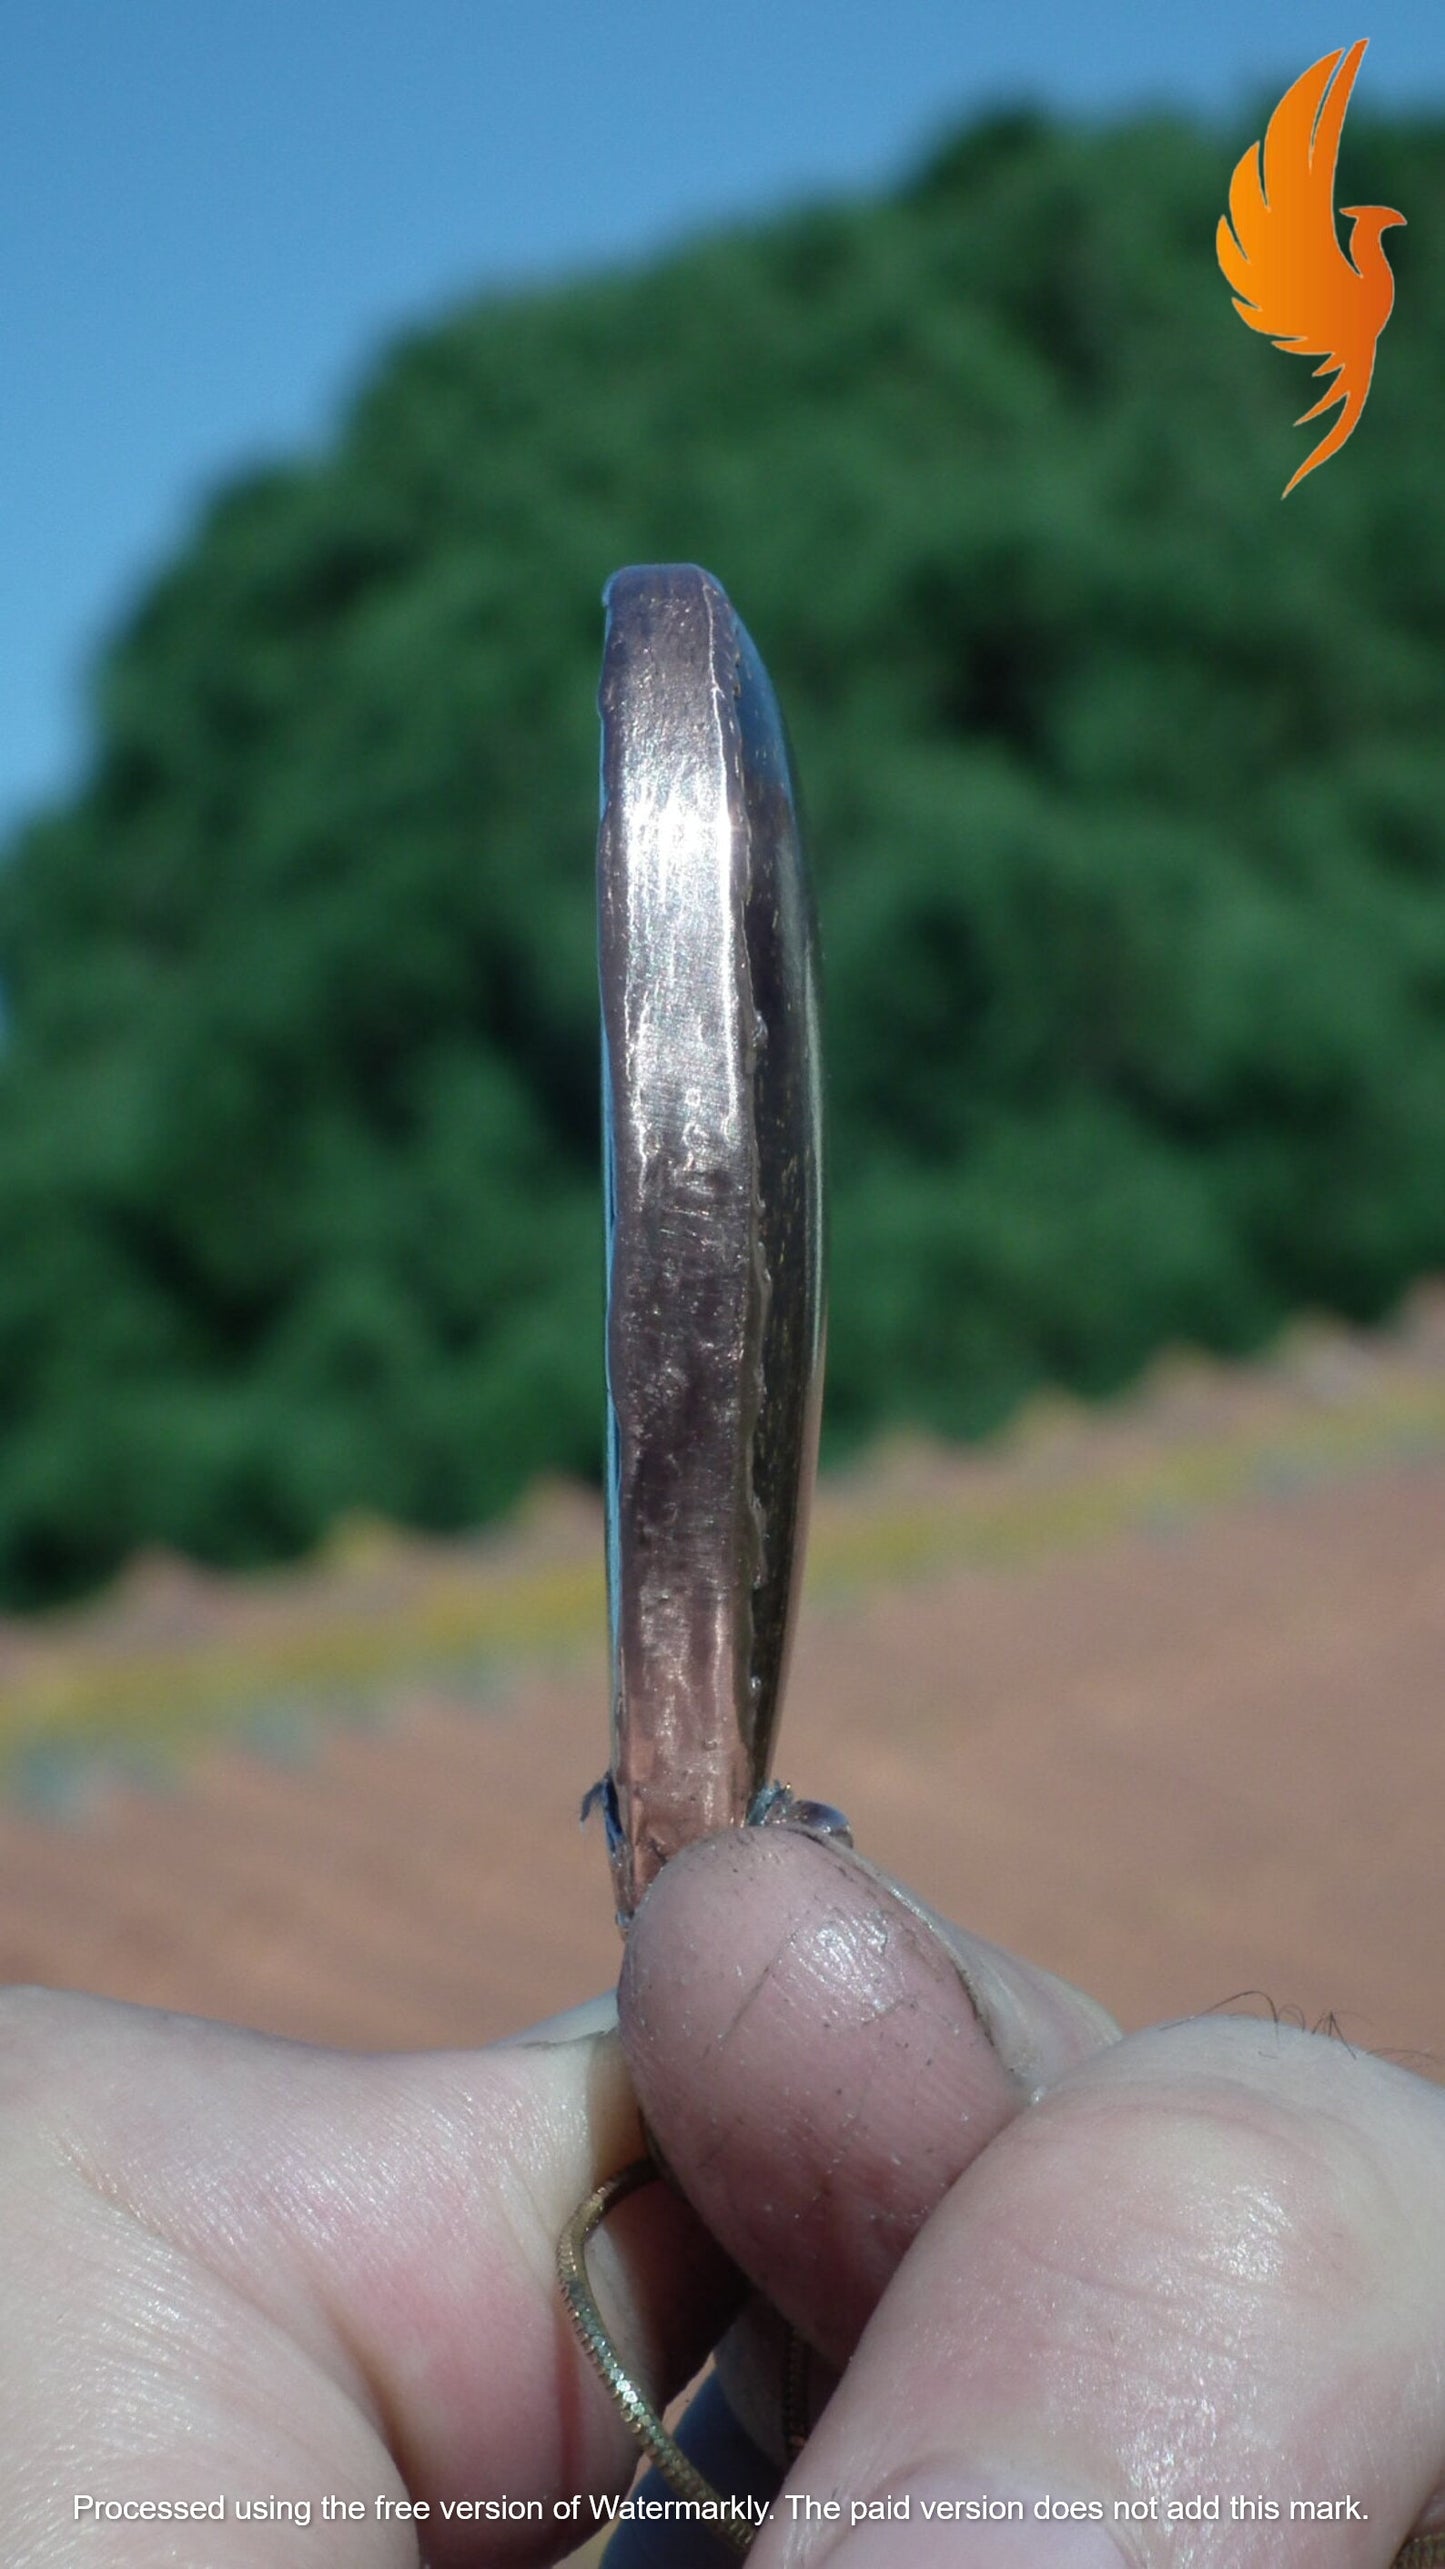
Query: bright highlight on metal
[[596, 564, 825, 1924]]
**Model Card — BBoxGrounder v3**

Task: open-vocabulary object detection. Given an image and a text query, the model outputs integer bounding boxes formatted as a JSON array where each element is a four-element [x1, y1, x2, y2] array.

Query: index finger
[[0, 1987, 736, 2564]]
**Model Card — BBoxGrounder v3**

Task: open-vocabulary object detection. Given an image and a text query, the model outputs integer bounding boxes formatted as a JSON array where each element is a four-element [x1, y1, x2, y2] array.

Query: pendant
[[593, 563, 834, 1925], [562, 568, 844, 2536]]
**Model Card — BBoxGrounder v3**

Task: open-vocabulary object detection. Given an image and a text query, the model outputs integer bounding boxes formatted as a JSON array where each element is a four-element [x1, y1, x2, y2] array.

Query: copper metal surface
[[596, 567, 824, 1922]]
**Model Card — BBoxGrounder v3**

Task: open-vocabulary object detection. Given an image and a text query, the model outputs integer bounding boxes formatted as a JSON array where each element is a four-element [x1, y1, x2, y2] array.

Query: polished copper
[[595, 566, 825, 1922]]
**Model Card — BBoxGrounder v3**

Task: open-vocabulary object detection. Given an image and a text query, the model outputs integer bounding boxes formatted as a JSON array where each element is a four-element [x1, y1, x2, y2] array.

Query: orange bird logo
[[1217, 41, 1404, 494]]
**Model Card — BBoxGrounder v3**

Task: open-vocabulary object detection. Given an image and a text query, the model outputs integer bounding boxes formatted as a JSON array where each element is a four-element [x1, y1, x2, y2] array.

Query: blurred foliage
[[2, 103, 1445, 1605]]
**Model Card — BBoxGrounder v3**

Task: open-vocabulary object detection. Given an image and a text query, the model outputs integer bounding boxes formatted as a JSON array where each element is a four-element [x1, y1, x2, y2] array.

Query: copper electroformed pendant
[[595, 564, 828, 1925], [561, 570, 841, 2538]]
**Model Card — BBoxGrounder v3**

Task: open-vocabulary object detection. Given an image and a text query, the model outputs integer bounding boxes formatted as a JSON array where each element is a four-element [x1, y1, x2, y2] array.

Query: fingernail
[[493, 1992, 617, 2048], [812, 1839, 1119, 2093], [815, 2472, 1127, 2566]]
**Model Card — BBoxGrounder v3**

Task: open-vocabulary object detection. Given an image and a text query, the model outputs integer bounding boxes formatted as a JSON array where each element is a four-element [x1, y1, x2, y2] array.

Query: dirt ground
[[1, 1294, 1442, 2068]]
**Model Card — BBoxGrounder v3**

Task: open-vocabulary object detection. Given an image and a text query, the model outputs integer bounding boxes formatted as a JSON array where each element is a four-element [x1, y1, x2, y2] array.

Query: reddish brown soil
[[1, 1312, 1443, 2068]]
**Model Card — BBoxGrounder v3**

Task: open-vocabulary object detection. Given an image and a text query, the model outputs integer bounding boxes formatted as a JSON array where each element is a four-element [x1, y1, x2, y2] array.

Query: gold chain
[[559, 2158, 1445, 2569], [557, 2157, 755, 2557]]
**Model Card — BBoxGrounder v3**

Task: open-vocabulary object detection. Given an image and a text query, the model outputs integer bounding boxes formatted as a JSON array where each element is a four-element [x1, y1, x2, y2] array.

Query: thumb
[[618, 1828, 1116, 2366]]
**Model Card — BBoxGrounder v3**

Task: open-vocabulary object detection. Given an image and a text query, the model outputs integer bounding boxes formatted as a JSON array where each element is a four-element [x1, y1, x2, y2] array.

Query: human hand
[[618, 1827, 1445, 2566], [0, 1982, 735, 2564], [5, 1826, 1444, 2567]]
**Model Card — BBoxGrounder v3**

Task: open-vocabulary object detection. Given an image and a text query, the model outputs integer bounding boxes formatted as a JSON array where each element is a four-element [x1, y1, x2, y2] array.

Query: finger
[[620, 1828, 1117, 2364], [755, 2014, 1445, 2566], [0, 1986, 736, 2564]]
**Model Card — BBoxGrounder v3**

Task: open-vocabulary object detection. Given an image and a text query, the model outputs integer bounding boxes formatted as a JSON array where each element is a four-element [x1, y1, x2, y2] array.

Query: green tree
[[2, 102, 1444, 1603]]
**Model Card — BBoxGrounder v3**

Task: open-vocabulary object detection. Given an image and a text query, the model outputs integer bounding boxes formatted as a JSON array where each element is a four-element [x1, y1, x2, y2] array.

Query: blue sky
[[4, 1, 1442, 843]]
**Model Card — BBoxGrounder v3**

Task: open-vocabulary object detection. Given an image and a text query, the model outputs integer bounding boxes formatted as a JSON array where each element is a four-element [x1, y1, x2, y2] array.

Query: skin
[[3, 1828, 1445, 2565]]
